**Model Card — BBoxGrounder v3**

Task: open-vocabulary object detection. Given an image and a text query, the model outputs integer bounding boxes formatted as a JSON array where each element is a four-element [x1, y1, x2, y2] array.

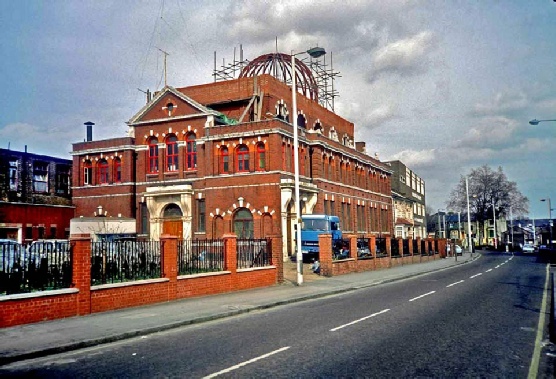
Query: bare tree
[[447, 165, 529, 242]]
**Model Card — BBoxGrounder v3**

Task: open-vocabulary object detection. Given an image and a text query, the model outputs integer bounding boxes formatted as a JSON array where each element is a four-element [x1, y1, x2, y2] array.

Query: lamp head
[[529, 119, 540, 125], [306, 47, 326, 58]]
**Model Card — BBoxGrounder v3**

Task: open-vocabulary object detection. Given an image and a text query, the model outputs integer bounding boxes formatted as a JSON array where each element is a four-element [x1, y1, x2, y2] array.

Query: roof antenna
[[157, 48, 169, 87]]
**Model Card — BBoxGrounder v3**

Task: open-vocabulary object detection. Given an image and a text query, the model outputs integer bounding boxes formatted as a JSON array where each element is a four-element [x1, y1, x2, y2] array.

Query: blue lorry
[[299, 214, 343, 262]]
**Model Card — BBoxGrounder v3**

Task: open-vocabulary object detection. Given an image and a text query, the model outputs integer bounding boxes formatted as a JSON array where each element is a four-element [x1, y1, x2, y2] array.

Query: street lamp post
[[466, 177, 473, 254], [292, 47, 326, 286], [492, 203, 497, 250], [541, 198, 553, 248]]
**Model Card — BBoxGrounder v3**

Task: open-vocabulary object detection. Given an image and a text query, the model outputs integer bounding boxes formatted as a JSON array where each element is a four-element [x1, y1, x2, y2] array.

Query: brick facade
[[71, 64, 394, 262]]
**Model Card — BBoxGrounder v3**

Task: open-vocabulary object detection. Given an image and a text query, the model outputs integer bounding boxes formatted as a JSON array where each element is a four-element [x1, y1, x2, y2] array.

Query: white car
[[522, 244, 535, 254], [447, 244, 463, 255]]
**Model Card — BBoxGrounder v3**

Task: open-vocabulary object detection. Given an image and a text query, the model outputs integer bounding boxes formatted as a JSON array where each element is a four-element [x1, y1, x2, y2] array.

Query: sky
[[1, 0, 555, 220]]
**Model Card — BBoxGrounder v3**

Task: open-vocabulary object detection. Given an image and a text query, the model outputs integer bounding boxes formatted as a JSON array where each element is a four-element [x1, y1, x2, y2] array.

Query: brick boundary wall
[[319, 235, 447, 278], [0, 234, 281, 328]]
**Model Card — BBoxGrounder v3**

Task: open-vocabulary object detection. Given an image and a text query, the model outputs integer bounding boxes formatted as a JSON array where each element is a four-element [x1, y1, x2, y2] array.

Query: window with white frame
[[33, 162, 49, 192]]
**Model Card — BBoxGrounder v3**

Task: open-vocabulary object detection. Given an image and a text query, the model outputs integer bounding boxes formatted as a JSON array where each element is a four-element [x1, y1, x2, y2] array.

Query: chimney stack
[[84, 121, 95, 142]]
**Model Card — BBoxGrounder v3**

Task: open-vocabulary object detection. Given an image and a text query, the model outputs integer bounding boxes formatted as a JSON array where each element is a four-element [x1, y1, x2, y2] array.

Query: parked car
[[357, 241, 371, 258], [522, 244, 536, 254], [447, 244, 463, 255], [0, 239, 23, 272]]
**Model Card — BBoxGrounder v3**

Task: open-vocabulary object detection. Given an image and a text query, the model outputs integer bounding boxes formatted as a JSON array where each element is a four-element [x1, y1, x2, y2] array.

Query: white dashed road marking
[[203, 346, 291, 378], [446, 280, 465, 288], [409, 291, 436, 302], [330, 309, 390, 332]]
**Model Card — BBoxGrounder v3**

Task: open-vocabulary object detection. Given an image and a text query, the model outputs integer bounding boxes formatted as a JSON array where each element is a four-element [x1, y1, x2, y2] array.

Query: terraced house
[[71, 52, 394, 261]]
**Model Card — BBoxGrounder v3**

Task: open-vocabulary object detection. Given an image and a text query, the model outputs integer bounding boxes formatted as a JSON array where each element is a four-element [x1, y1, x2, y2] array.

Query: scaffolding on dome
[[213, 44, 340, 112]]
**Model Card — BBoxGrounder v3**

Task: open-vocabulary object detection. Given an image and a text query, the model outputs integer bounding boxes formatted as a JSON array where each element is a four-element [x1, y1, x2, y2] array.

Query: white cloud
[[472, 91, 529, 116], [391, 148, 437, 167], [370, 31, 436, 79]]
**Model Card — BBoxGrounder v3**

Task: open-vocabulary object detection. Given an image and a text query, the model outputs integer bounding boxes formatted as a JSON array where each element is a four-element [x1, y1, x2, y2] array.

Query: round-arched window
[[163, 203, 183, 218], [233, 208, 253, 238]]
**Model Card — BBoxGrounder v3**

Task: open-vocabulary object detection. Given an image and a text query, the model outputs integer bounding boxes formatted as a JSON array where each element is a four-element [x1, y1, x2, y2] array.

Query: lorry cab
[[300, 215, 342, 262]]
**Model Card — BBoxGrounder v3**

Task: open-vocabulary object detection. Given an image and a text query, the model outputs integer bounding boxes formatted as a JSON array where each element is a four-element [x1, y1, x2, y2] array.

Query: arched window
[[233, 208, 254, 238], [297, 113, 306, 128], [221, 146, 229, 173], [236, 144, 250, 172], [186, 133, 197, 170], [276, 101, 289, 122], [84, 160, 93, 185], [256, 143, 265, 171], [314, 121, 323, 133], [113, 157, 121, 183], [166, 135, 178, 172], [148, 137, 159, 174], [97, 159, 109, 184], [163, 203, 183, 218]]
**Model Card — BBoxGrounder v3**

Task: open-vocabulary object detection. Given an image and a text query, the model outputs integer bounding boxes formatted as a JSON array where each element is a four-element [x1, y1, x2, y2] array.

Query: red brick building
[[0, 148, 74, 242], [71, 53, 393, 260]]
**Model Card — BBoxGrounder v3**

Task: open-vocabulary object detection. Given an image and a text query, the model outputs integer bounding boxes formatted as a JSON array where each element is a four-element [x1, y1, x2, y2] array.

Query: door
[[163, 219, 183, 239]]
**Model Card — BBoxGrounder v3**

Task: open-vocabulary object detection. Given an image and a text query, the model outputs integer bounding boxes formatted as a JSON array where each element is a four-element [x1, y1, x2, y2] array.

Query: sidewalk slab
[[0, 252, 479, 366]]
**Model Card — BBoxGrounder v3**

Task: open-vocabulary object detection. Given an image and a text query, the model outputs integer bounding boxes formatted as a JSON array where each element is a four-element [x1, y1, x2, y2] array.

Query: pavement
[[0, 252, 479, 366]]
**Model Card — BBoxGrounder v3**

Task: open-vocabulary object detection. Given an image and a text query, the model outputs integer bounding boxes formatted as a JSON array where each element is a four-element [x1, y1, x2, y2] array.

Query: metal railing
[[237, 239, 272, 268], [178, 239, 224, 275], [413, 239, 419, 255], [391, 238, 401, 258], [376, 237, 387, 258], [332, 238, 351, 260], [402, 239, 410, 256], [91, 240, 162, 285], [0, 240, 72, 295], [357, 238, 373, 259]]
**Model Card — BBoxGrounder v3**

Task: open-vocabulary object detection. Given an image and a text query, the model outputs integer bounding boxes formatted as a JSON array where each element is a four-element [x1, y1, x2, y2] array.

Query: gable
[[128, 86, 219, 125]]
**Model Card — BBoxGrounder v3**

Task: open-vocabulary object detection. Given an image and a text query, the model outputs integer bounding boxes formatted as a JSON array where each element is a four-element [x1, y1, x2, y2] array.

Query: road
[[2, 251, 551, 378]]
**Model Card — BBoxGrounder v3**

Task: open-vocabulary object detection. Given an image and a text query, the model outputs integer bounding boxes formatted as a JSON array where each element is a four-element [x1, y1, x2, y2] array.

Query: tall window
[[233, 208, 254, 238], [55, 165, 70, 195], [98, 159, 109, 184], [324, 199, 331, 215], [197, 199, 206, 232], [148, 137, 159, 173], [297, 114, 306, 128], [186, 133, 197, 170], [33, 162, 49, 192], [357, 205, 365, 232], [141, 202, 149, 235], [166, 135, 178, 171], [9, 159, 18, 191], [236, 145, 249, 172], [113, 158, 122, 183], [84, 160, 92, 185], [256, 143, 265, 171], [221, 146, 229, 173]]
